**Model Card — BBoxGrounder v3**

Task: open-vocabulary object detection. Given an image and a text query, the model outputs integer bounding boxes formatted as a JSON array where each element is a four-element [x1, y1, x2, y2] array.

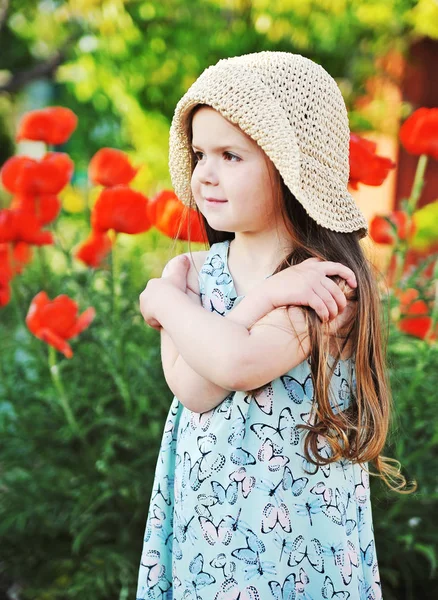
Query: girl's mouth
[[205, 197, 228, 205]]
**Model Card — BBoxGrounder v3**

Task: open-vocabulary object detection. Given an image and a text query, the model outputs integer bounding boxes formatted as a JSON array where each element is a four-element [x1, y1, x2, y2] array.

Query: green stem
[[110, 235, 119, 322], [407, 154, 428, 214], [99, 345, 132, 412], [9, 268, 26, 328], [48, 345, 83, 440], [37, 246, 49, 290]]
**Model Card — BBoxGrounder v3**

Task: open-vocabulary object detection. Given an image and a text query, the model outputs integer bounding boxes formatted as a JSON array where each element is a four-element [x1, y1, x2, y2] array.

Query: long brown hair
[[178, 103, 416, 494]]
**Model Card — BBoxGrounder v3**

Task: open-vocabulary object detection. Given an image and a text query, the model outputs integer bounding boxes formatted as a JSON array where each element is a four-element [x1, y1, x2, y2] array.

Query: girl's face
[[190, 107, 280, 234]]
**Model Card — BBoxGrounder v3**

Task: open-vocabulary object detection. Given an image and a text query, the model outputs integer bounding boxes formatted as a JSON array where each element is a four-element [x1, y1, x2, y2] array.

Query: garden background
[[0, 1, 437, 599]]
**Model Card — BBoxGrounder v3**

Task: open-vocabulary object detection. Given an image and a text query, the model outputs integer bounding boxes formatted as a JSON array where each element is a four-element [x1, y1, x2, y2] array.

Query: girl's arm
[[160, 252, 277, 412], [140, 256, 357, 410]]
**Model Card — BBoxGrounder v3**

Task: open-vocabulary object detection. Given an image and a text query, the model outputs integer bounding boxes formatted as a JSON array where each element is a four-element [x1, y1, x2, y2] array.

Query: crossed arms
[[139, 251, 357, 413]]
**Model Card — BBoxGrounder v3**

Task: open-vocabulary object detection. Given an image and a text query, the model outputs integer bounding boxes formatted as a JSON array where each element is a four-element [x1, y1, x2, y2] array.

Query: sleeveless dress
[[136, 240, 381, 600]]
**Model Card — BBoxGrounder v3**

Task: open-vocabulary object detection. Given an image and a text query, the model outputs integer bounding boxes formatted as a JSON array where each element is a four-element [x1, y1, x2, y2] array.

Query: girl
[[137, 52, 411, 600]]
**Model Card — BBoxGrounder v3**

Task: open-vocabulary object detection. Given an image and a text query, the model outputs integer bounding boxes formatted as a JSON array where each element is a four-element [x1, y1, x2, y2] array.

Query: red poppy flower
[[0, 277, 11, 306], [91, 186, 151, 234], [349, 133, 396, 190], [89, 148, 139, 187], [75, 230, 112, 268], [399, 107, 438, 159], [1, 153, 74, 195], [16, 106, 78, 145], [149, 190, 206, 243], [0, 208, 53, 246], [10, 193, 61, 226], [0, 241, 32, 296], [397, 288, 433, 340], [11, 241, 33, 274], [370, 210, 415, 245], [0, 244, 13, 306], [26, 291, 95, 358]]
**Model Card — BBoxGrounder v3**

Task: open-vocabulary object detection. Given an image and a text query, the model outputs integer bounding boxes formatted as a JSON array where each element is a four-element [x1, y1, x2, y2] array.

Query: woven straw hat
[[168, 51, 367, 233]]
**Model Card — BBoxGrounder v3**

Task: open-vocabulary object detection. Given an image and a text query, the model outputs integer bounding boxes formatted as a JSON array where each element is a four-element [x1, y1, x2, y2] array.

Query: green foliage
[[371, 328, 438, 599], [0, 223, 177, 599]]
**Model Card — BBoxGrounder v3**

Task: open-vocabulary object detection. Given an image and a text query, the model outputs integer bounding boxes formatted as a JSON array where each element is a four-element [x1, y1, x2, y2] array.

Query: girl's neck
[[227, 229, 293, 296]]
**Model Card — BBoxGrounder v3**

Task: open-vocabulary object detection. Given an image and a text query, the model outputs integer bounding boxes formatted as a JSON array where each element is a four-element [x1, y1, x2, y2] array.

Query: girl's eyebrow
[[191, 142, 248, 153]]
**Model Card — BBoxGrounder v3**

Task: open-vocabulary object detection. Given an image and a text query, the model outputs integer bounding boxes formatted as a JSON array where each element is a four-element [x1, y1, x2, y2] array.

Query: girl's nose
[[196, 159, 220, 185]]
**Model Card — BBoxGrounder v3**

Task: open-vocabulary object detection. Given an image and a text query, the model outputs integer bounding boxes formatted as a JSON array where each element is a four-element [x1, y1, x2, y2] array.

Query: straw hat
[[168, 51, 367, 233]]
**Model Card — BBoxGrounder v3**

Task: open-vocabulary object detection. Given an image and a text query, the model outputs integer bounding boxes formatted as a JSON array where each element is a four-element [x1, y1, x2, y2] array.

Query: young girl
[[136, 51, 410, 600]]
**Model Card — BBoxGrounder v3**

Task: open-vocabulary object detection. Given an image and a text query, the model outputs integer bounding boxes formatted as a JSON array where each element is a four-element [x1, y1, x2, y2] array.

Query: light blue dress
[[136, 240, 382, 600]]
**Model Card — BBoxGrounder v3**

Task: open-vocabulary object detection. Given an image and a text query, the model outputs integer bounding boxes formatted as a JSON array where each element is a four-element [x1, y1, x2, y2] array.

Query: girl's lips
[[205, 198, 228, 203]]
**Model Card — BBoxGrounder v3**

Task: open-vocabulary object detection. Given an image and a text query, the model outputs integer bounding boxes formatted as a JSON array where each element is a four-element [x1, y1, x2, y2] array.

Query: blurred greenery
[[1, 0, 438, 191]]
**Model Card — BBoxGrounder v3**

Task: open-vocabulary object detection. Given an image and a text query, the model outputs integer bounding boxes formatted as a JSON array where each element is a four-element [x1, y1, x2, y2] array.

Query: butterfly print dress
[[136, 239, 381, 600]]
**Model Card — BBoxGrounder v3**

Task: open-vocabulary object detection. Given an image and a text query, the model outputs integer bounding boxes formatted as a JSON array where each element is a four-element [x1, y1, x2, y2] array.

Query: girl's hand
[[139, 278, 166, 330], [139, 256, 191, 330], [264, 258, 357, 323], [161, 254, 190, 293]]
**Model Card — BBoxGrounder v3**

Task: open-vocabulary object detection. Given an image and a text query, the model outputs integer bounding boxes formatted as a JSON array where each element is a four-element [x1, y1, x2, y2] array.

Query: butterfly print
[[214, 575, 261, 600], [183, 434, 226, 491], [151, 476, 172, 506], [231, 532, 277, 581], [281, 373, 314, 405], [250, 407, 299, 452], [201, 253, 233, 285], [355, 468, 370, 505], [198, 516, 233, 546], [360, 540, 375, 567], [339, 540, 359, 586], [288, 535, 325, 574], [183, 553, 216, 596], [269, 568, 311, 600], [261, 502, 292, 534], [228, 406, 257, 466], [338, 378, 351, 404], [195, 493, 219, 519], [230, 467, 256, 499], [207, 287, 237, 316], [321, 488, 357, 535], [282, 466, 309, 496], [139, 549, 172, 596], [215, 393, 235, 420], [190, 408, 215, 432], [321, 574, 350, 599], [244, 383, 274, 415], [258, 438, 290, 472], [211, 480, 239, 505]]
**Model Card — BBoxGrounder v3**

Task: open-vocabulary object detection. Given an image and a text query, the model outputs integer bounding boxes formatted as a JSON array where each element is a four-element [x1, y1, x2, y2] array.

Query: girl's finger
[[312, 283, 339, 321], [320, 277, 347, 313], [320, 262, 357, 288], [309, 292, 330, 322]]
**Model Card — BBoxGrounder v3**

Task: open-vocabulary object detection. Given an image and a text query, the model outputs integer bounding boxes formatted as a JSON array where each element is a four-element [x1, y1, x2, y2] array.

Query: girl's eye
[[224, 151, 240, 162], [192, 151, 240, 163]]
